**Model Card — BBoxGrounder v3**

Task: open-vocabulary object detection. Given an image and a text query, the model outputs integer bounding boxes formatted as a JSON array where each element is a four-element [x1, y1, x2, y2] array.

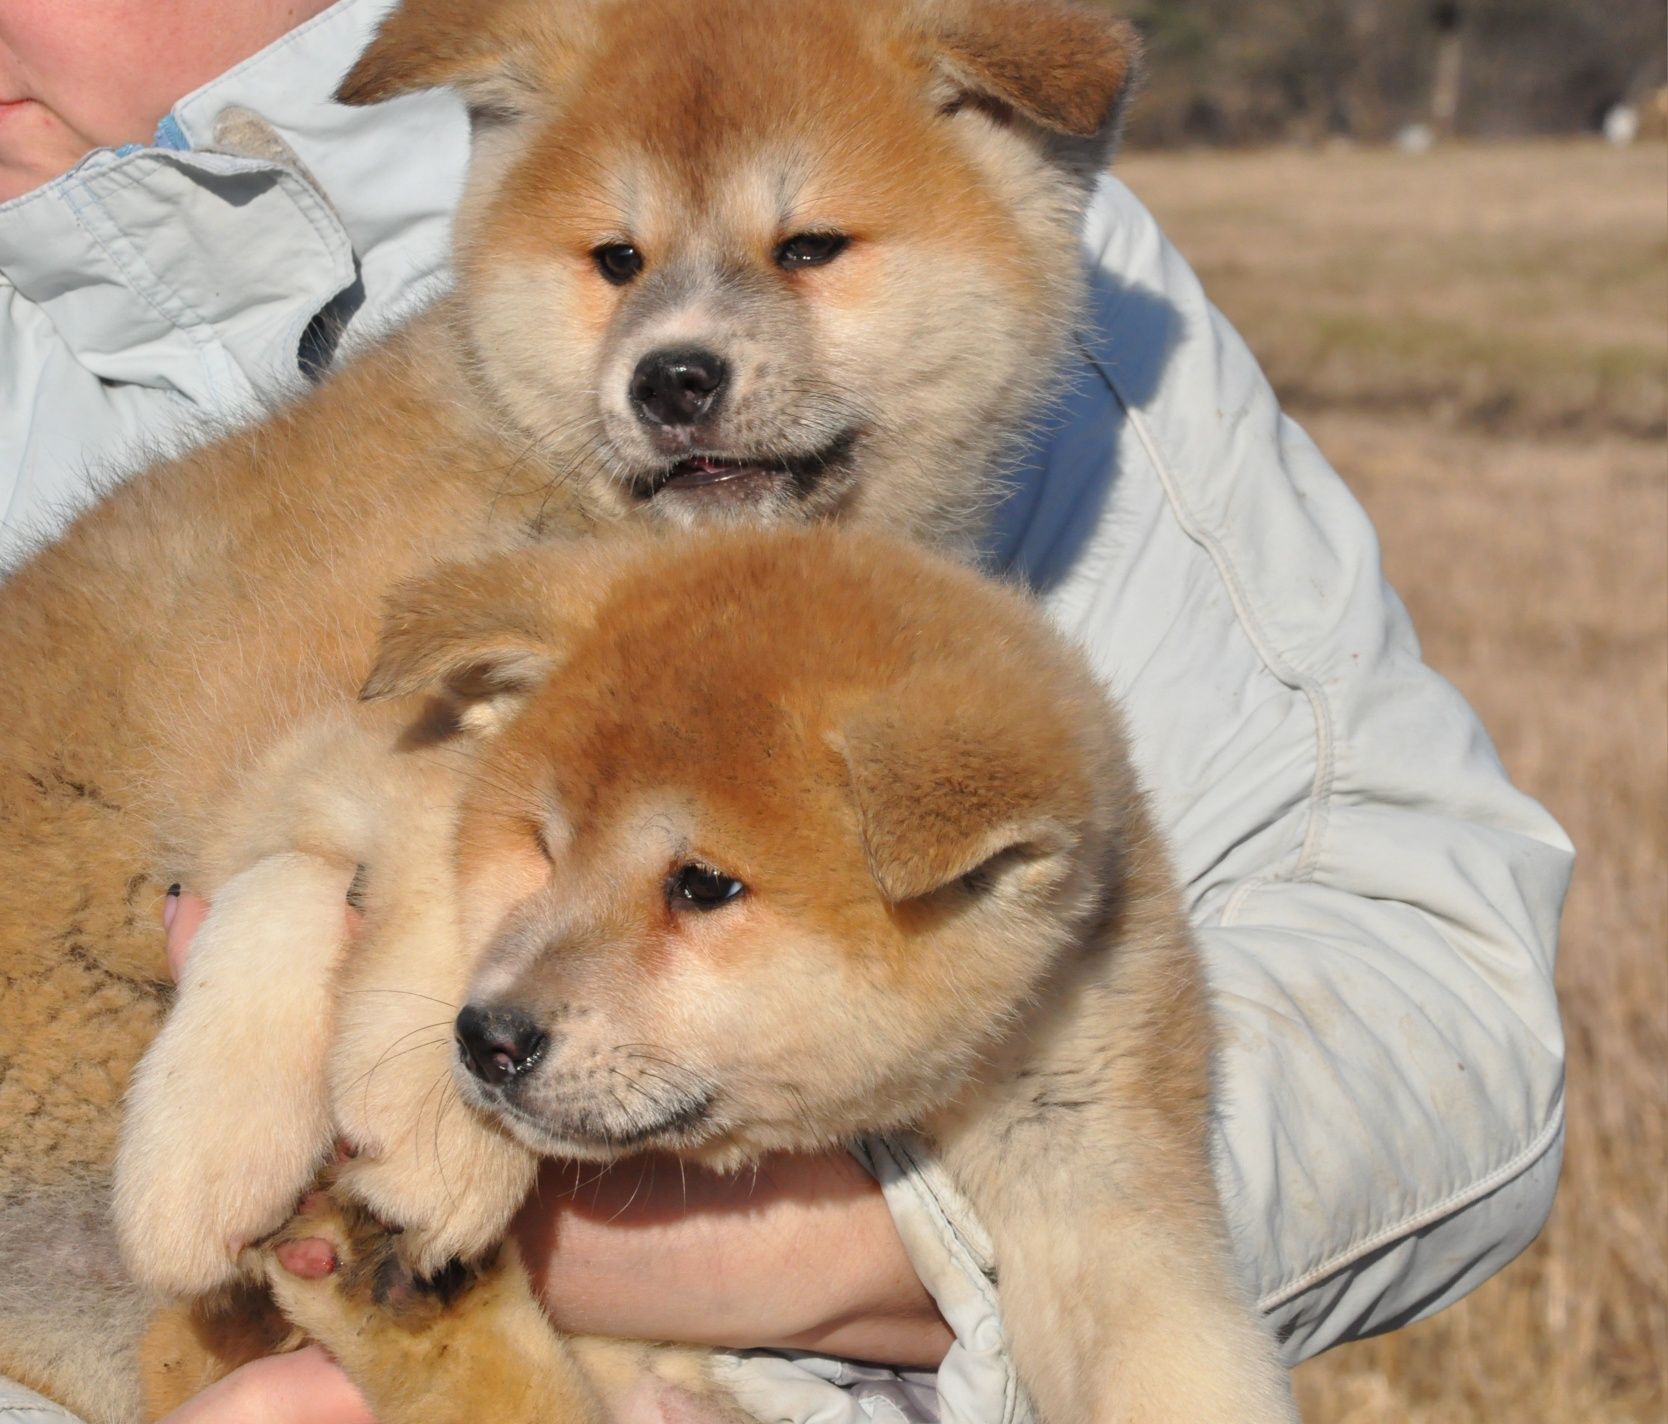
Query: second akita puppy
[[130, 527, 1297, 1422]]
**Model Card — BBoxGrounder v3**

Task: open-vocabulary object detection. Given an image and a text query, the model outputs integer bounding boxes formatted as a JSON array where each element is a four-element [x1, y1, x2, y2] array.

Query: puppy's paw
[[264, 1191, 481, 1344], [114, 853, 350, 1296], [266, 1190, 609, 1424], [330, 1122, 536, 1276], [115, 1066, 332, 1295]]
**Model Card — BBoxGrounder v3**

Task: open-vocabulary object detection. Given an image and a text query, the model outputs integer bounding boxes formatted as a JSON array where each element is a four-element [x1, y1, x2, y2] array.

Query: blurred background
[[1101, 2, 1666, 1420], [1122, 0, 1665, 148]]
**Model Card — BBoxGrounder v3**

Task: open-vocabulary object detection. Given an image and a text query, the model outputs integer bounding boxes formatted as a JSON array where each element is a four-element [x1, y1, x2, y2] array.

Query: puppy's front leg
[[931, 944, 1297, 1424], [115, 852, 354, 1297], [941, 1104, 1296, 1424], [264, 1194, 606, 1424], [326, 837, 537, 1272]]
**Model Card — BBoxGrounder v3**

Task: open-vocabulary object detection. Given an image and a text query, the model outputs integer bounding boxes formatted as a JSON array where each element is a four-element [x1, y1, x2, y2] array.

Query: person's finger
[[154, 1343, 378, 1423], [164, 888, 364, 984], [163, 888, 210, 982]]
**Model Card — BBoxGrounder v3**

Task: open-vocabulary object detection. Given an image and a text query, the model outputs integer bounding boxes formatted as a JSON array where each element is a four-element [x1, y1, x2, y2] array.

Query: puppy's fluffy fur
[[132, 527, 1297, 1423], [0, 1, 1142, 1417]]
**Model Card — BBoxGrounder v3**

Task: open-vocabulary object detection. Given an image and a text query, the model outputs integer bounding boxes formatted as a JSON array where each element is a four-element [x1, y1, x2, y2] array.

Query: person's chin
[[0, 101, 102, 204]]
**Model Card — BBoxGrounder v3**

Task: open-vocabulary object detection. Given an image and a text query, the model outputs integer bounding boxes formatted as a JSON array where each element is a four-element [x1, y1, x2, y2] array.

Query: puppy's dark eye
[[668, 863, 747, 911], [593, 243, 644, 284], [774, 232, 849, 269]]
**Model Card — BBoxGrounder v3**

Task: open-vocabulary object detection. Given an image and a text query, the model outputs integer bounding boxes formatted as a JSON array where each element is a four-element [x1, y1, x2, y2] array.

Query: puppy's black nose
[[455, 1004, 548, 1086], [630, 347, 728, 428]]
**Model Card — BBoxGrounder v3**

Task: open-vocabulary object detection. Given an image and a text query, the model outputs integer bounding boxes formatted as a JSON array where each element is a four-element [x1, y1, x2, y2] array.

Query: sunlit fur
[[0, 0, 1144, 1417]]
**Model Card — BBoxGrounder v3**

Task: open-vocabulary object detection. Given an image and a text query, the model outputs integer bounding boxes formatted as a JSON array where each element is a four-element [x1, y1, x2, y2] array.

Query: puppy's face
[[366, 530, 1120, 1167], [339, 0, 1140, 546]]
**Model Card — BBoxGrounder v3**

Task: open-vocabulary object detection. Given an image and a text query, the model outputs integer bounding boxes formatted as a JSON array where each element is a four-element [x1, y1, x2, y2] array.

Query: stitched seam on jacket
[[258, 167, 356, 377], [1256, 1085, 1565, 1309], [0, 148, 129, 223], [1077, 339, 1337, 895], [66, 156, 352, 402], [61, 169, 232, 402], [62, 178, 217, 345]]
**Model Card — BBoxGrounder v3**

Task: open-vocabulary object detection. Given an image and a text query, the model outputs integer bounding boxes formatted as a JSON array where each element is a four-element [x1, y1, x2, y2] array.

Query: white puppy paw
[[114, 853, 353, 1295]]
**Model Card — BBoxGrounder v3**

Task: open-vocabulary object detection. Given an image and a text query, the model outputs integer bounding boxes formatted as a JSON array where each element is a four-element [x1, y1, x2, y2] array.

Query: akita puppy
[[127, 527, 1297, 1423], [0, 1, 1142, 1418]]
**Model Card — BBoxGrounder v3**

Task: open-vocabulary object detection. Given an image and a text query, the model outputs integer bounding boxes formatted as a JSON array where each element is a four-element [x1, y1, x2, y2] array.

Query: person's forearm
[[517, 1152, 953, 1368]]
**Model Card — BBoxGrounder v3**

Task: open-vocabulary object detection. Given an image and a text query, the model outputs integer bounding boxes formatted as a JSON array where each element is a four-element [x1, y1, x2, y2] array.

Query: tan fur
[[0, 0, 1148, 1417], [134, 527, 1295, 1422]]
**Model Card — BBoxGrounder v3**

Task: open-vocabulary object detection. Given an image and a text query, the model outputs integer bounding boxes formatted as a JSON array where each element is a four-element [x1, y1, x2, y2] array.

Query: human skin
[[0, 0, 335, 202], [155, 892, 951, 1422]]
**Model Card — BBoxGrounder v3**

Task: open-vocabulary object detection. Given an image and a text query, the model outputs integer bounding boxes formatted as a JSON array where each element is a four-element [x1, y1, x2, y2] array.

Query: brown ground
[[1116, 139, 1668, 1423]]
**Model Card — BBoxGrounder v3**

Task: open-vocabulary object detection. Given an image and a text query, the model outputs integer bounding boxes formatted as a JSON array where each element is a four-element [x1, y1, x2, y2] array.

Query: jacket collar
[[0, 0, 467, 398]]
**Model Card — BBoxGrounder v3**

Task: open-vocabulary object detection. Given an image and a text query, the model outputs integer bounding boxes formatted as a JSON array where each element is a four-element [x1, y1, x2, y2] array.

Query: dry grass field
[[1116, 140, 1667, 1422]]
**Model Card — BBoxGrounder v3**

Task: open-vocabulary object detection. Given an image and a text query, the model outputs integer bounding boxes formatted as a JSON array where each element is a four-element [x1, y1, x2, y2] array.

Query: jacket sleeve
[[0, 1376, 81, 1422], [992, 175, 1570, 1361]]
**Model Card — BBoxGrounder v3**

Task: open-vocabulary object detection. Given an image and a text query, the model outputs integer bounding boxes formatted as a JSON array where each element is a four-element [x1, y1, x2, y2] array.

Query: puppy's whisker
[[618, 1049, 705, 1092], [605, 1155, 654, 1225], [431, 1080, 461, 1212], [411, 749, 557, 811], [348, 1034, 451, 1094], [405, 1067, 452, 1163], [343, 988, 461, 1011], [349, 1021, 453, 1117], [562, 1162, 619, 1199], [617, 1064, 692, 1103]]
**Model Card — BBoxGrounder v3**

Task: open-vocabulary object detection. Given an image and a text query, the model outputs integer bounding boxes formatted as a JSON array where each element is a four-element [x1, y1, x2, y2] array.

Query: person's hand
[[149, 1344, 374, 1424]]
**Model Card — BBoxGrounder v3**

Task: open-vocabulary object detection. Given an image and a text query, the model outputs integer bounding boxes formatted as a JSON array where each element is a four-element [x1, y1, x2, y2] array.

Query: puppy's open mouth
[[633, 430, 859, 505]]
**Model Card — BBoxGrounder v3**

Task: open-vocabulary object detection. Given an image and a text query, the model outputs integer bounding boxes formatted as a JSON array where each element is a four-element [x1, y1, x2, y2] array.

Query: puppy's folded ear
[[834, 706, 1087, 904], [361, 550, 589, 737], [924, 0, 1143, 174], [336, 0, 585, 119]]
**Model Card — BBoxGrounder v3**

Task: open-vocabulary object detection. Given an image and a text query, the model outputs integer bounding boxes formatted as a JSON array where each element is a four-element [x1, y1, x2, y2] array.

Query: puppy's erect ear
[[361, 551, 589, 738], [924, 0, 1142, 170], [336, 0, 586, 118], [835, 707, 1083, 905]]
